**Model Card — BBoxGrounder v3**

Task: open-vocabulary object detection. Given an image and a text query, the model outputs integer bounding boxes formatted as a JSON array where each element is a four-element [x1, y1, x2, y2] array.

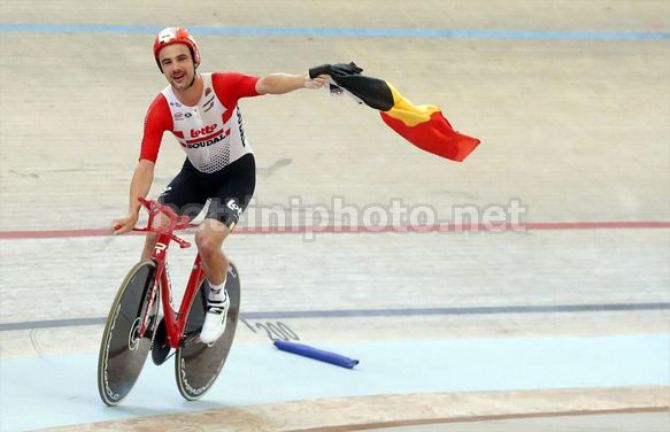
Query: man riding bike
[[113, 27, 327, 344]]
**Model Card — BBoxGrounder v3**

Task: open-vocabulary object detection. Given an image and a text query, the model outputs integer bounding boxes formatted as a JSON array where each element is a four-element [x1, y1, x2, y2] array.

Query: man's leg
[[197, 154, 256, 344], [144, 158, 205, 261], [194, 217, 231, 284], [141, 213, 171, 261], [196, 217, 233, 344]]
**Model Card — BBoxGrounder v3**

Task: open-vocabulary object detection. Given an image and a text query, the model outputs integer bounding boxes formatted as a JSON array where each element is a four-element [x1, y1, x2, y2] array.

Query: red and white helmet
[[153, 27, 201, 71]]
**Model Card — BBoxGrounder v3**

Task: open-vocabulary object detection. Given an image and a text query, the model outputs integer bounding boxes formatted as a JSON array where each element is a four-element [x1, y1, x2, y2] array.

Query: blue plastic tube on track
[[274, 340, 359, 369]]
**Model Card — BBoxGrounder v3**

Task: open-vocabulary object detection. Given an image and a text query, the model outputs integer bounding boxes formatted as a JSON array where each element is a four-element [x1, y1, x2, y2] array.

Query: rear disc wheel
[[175, 262, 241, 401]]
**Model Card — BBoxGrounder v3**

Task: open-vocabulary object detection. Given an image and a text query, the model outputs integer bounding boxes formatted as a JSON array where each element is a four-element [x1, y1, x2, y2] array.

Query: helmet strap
[[187, 64, 198, 88]]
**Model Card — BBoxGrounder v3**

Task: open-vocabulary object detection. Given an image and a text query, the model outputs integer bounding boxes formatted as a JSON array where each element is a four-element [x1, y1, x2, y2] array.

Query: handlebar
[[131, 197, 194, 249]]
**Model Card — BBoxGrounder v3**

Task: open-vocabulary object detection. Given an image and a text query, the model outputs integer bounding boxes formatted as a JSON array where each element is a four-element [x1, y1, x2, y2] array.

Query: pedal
[[180, 331, 202, 348], [151, 319, 171, 365]]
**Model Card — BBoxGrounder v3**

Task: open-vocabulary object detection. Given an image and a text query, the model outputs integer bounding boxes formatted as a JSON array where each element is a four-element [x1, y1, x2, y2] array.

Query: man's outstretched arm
[[255, 73, 328, 94]]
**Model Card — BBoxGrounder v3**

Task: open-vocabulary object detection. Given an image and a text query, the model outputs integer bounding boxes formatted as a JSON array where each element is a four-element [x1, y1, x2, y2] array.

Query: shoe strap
[[207, 306, 226, 314]]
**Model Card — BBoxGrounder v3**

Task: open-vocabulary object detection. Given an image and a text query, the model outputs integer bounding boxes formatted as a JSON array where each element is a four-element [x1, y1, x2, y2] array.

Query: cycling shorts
[[158, 154, 255, 229]]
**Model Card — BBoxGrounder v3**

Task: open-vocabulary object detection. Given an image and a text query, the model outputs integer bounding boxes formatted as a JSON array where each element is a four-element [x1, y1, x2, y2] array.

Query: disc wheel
[[151, 318, 171, 365], [175, 262, 241, 401], [97, 261, 160, 406]]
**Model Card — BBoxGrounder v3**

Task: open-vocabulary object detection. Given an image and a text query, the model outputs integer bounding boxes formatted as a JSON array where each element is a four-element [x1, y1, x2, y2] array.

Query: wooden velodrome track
[[1, 1, 669, 431]]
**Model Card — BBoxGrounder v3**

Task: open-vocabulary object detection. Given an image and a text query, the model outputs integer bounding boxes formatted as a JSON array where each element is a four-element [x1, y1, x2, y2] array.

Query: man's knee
[[195, 231, 224, 261], [144, 231, 159, 246], [140, 232, 160, 260]]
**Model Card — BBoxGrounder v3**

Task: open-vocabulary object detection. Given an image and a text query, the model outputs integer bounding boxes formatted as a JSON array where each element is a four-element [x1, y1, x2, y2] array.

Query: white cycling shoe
[[199, 291, 230, 345]]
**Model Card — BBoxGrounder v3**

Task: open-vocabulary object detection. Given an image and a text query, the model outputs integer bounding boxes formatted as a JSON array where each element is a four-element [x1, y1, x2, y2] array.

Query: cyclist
[[113, 27, 328, 344]]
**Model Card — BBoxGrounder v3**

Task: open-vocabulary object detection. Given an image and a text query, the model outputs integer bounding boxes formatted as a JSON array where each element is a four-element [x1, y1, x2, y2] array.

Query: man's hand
[[115, 160, 154, 235], [113, 212, 139, 235], [304, 73, 329, 89]]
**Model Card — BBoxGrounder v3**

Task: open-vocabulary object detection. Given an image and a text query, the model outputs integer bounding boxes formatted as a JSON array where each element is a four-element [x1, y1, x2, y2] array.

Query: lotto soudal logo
[[185, 132, 225, 149], [190, 124, 217, 138]]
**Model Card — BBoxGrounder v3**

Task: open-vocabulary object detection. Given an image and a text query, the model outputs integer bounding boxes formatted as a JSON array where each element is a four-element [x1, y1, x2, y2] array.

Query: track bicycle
[[97, 197, 241, 406]]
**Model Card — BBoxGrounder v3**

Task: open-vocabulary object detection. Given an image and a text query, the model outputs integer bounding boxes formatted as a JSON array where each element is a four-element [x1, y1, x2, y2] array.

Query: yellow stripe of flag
[[383, 84, 441, 127]]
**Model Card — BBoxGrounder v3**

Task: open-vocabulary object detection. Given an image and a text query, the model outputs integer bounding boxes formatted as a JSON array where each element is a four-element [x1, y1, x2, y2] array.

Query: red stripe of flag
[[380, 111, 481, 162]]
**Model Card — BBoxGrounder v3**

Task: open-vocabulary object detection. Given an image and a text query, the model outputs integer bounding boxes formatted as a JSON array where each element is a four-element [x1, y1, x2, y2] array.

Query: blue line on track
[[2, 302, 668, 331], [0, 24, 668, 41]]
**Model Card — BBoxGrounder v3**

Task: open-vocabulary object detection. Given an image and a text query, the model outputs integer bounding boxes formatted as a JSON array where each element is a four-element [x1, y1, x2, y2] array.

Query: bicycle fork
[[137, 240, 171, 340], [137, 266, 163, 340]]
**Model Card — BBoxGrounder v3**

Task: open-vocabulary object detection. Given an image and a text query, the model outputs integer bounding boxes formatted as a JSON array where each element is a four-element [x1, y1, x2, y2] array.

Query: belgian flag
[[309, 62, 480, 162]]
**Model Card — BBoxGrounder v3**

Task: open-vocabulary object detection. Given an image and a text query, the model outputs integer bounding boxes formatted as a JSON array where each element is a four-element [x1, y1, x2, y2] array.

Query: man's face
[[158, 44, 196, 90]]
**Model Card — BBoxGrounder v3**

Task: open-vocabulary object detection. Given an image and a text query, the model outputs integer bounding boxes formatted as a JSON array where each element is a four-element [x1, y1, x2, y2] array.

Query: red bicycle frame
[[133, 197, 205, 348]]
